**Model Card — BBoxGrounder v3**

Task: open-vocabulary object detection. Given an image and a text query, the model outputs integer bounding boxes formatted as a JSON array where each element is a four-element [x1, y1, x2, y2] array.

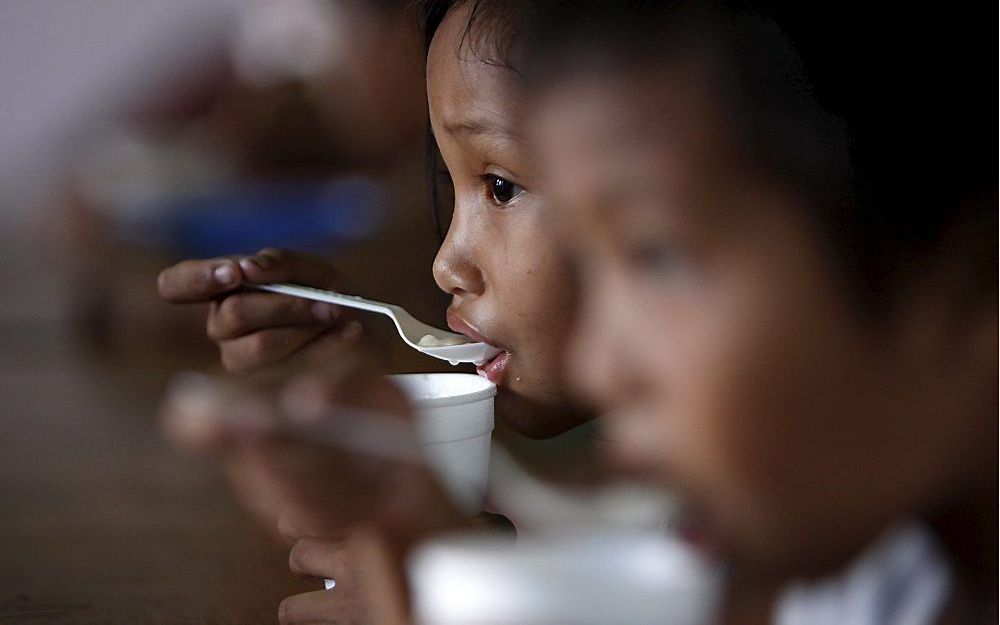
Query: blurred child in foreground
[[529, 2, 996, 623]]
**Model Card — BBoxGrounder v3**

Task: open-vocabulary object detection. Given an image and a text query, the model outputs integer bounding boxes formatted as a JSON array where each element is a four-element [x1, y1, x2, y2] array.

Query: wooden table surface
[[0, 234, 313, 624]]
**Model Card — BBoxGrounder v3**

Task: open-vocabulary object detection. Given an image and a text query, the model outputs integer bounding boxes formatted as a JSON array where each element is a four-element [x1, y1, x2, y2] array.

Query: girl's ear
[[895, 210, 997, 413], [967, 302, 998, 393], [934, 211, 997, 387]]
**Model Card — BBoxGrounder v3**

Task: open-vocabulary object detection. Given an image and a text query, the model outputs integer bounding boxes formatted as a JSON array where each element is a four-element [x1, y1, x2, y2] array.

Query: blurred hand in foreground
[[160, 354, 462, 538], [160, 356, 462, 624]]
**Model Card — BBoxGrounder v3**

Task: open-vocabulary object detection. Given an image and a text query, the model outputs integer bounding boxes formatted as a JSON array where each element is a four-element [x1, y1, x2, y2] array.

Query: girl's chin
[[492, 388, 586, 440]]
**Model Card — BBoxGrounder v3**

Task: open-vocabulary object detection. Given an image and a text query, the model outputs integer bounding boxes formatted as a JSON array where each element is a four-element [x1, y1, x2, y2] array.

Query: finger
[[238, 248, 339, 288], [238, 424, 412, 539], [277, 353, 409, 425], [278, 588, 366, 625], [159, 373, 274, 451], [288, 539, 354, 581], [219, 326, 330, 373], [158, 258, 243, 303], [222, 425, 369, 529], [208, 292, 341, 341], [246, 440, 366, 536], [230, 415, 443, 540], [274, 321, 366, 368], [261, 445, 443, 541], [223, 444, 293, 528], [160, 373, 234, 451]]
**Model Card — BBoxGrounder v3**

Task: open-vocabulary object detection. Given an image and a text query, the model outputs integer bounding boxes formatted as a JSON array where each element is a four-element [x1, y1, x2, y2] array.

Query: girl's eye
[[482, 174, 524, 205]]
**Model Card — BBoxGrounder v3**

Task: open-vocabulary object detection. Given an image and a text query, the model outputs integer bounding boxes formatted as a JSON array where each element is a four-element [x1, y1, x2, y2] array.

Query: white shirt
[[774, 522, 952, 625]]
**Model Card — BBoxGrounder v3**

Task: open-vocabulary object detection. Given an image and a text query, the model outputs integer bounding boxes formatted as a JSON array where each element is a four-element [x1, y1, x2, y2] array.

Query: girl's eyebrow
[[443, 118, 524, 144]]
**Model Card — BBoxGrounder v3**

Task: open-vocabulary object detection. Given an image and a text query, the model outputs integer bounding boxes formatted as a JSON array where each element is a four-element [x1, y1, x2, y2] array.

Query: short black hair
[[411, 0, 532, 70], [527, 1, 997, 312]]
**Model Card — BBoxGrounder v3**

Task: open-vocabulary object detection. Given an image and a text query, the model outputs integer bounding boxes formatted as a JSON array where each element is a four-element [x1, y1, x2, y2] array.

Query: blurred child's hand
[[159, 356, 463, 540], [161, 356, 438, 624], [157, 248, 361, 372]]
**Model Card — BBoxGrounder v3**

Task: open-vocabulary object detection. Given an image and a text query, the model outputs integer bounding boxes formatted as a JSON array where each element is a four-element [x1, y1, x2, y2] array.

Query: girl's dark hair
[[412, 0, 529, 69], [527, 1, 997, 313]]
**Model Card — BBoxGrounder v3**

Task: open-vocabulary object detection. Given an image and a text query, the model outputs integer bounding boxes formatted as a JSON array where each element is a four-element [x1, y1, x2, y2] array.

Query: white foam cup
[[388, 373, 496, 515], [323, 373, 495, 592]]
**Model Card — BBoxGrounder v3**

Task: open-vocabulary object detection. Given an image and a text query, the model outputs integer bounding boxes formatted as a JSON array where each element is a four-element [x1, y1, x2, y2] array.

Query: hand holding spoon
[[247, 283, 502, 365]]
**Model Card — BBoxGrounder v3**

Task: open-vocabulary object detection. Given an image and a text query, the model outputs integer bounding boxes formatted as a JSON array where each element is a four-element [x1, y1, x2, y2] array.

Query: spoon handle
[[247, 282, 395, 317]]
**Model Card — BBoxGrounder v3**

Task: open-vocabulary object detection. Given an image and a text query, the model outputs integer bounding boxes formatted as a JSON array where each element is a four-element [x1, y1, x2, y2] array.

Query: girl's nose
[[432, 218, 486, 298]]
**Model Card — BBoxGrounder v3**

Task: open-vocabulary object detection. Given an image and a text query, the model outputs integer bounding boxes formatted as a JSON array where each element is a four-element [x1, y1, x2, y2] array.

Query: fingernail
[[213, 263, 238, 286], [311, 302, 340, 322], [338, 320, 363, 341], [238, 257, 257, 274], [254, 253, 276, 269]]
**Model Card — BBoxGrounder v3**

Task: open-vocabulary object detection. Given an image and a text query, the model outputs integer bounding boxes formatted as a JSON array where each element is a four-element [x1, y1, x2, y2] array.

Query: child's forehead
[[427, 55, 523, 117], [427, 20, 526, 143], [427, 6, 523, 98], [426, 67, 526, 153], [535, 77, 767, 236], [537, 71, 730, 172]]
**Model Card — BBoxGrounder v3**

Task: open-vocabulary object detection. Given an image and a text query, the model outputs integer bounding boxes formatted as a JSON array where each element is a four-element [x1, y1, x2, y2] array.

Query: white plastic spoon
[[247, 282, 503, 366]]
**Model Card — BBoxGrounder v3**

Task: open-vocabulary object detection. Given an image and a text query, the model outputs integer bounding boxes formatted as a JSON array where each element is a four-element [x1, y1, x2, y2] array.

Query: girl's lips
[[445, 310, 499, 347], [476, 350, 510, 385], [445, 310, 510, 385]]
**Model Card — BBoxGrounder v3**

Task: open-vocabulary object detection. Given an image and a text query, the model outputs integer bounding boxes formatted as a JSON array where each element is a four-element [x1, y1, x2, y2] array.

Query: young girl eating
[[159, 2, 597, 623], [158, 0, 586, 441]]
